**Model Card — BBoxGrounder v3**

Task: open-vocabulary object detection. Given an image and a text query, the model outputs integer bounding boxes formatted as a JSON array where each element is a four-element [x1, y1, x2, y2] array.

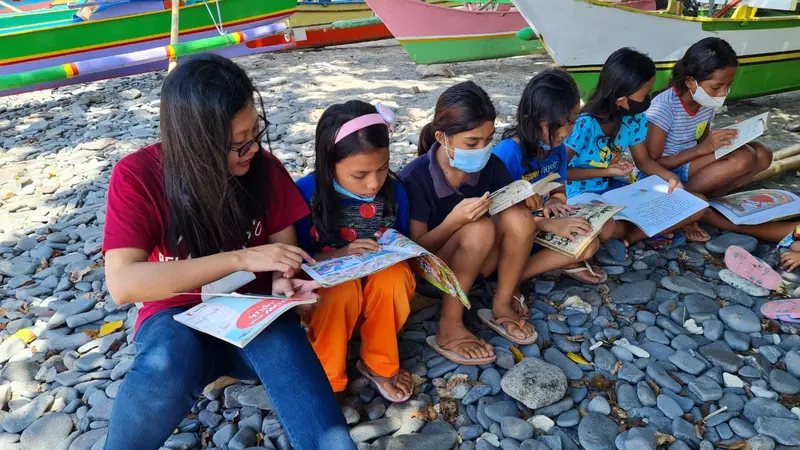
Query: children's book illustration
[[710, 189, 800, 225], [534, 203, 624, 257]]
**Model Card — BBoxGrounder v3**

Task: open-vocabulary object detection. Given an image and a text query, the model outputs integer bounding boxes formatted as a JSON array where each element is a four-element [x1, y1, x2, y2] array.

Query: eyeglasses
[[230, 115, 271, 158]]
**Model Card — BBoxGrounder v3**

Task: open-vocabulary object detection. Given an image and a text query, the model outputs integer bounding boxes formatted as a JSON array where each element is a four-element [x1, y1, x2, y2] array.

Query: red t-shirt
[[102, 144, 309, 331]]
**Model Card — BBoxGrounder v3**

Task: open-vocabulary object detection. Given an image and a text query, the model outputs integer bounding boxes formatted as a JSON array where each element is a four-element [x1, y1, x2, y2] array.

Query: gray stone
[[719, 269, 771, 297], [0, 338, 25, 364], [501, 417, 534, 441], [577, 413, 617, 450], [48, 299, 95, 329], [350, 417, 402, 443], [229, 427, 257, 450], [2, 394, 54, 433], [646, 362, 682, 393], [786, 350, 800, 378], [67, 429, 106, 450], [656, 394, 684, 419], [20, 412, 74, 450], [501, 357, 567, 410], [706, 233, 758, 254], [386, 431, 457, 450], [609, 281, 656, 305], [688, 376, 723, 402], [743, 398, 795, 423], [717, 285, 755, 307], [769, 369, 800, 394], [747, 435, 776, 450], [237, 385, 272, 410], [699, 341, 743, 373], [668, 350, 706, 375], [719, 305, 761, 333], [480, 368, 502, 396], [645, 326, 670, 345], [485, 400, 519, 423], [163, 433, 199, 450], [213, 423, 237, 448], [592, 347, 617, 373], [754, 417, 800, 446], [729, 418, 757, 439], [661, 276, 716, 298], [542, 348, 583, 380], [587, 396, 611, 415]]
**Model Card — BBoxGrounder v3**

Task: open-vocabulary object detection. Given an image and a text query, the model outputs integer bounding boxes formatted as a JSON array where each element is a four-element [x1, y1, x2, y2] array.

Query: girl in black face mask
[[564, 47, 707, 258]]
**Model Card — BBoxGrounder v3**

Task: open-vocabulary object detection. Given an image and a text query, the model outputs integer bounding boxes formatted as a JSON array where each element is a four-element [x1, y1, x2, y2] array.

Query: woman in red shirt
[[101, 54, 355, 450]]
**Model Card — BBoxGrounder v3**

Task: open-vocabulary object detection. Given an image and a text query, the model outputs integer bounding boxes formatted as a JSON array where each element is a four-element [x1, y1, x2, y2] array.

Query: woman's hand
[[525, 194, 544, 212], [701, 129, 738, 153], [446, 193, 491, 227], [606, 163, 634, 178], [543, 198, 574, 218], [236, 243, 315, 278], [272, 277, 320, 319], [666, 174, 684, 194], [335, 238, 380, 257], [538, 217, 594, 242]]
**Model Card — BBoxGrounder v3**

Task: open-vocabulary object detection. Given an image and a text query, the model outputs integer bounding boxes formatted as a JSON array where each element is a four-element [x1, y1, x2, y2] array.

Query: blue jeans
[[104, 308, 355, 450]]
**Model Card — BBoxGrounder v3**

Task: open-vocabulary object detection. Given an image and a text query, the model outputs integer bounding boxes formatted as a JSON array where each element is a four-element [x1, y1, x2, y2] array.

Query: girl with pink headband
[[293, 100, 415, 403]]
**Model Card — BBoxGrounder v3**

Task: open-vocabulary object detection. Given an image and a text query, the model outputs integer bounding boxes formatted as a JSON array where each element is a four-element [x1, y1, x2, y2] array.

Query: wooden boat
[[248, 0, 462, 52], [0, 0, 296, 96], [511, 0, 800, 99], [365, 0, 544, 64]]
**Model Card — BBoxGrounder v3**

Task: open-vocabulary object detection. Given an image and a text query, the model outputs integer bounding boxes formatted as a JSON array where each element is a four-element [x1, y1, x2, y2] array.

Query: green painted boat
[[1, 0, 296, 96], [364, 0, 544, 64]]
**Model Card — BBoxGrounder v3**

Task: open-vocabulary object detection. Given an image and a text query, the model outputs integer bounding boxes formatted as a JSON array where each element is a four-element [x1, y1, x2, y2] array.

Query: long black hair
[[160, 53, 268, 258], [312, 100, 395, 240], [502, 69, 580, 170], [418, 81, 497, 155], [583, 48, 655, 151], [668, 37, 738, 94]]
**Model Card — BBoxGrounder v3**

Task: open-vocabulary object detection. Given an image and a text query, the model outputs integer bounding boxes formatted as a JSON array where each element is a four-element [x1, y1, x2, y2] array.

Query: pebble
[[577, 413, 618, 450], [706, 233, 758, 254], [719, 269, 771, 297], [755, 417, 800, 445], [587, 396, 611, 415], [19, 412, 74, 450], [769, 369, 800, 394]]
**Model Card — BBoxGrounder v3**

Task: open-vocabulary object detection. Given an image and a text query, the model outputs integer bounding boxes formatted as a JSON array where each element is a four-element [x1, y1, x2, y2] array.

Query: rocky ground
[[1, 39, 800, 450]]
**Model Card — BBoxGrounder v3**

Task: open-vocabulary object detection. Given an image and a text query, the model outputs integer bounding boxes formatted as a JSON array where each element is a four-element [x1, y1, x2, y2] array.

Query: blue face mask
[[444, 137, 494, 173], [333, 179, 376, 202], [540, 140, 552, 151]]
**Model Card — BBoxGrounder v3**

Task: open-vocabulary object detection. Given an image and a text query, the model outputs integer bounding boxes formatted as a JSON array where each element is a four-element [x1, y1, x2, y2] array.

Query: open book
[[568, 176, 708, 237], [174, 293, 316, 348], [715, 112, 769, 160], [534, 203, 624, 258], [302, 229, 470, 308], [489, 172, 561, 215], [710, 189, 800, 225]]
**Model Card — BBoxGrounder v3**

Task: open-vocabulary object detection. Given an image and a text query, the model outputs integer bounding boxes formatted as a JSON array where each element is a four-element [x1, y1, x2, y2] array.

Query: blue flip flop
[[605, 239, 627, 262]]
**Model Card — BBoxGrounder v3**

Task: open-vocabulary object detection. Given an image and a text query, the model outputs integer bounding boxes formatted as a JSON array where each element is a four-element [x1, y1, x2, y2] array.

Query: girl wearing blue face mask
[[294, 100, 416, 403], [399, 81, 537, 360], [646, 37, 772, 199]]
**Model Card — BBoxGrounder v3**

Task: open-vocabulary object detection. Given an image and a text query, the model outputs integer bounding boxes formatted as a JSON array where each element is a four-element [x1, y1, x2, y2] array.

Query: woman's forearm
[[568, 167, 610, 181], [107, 251, 242, 305], [415, 217, 463, 254]]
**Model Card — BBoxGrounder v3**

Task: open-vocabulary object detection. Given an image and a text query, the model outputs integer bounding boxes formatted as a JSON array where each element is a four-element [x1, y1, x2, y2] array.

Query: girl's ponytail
[[418, 122, 436, 156]]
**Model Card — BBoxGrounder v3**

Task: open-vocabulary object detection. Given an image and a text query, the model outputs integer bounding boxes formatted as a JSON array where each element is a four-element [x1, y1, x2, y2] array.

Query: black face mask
[[621, 94, 651, 116]]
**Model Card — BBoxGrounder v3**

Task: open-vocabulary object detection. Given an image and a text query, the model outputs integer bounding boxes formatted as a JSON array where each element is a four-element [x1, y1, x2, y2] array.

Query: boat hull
[[248, 21, 391, 51], [512, 0, 800, 99], [365, 0, 544, 64], [0, 0, 295, 96]]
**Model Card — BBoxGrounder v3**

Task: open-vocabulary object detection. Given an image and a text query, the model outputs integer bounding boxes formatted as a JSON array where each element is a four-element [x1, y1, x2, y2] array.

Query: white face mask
[[690, 81, 727, 108]]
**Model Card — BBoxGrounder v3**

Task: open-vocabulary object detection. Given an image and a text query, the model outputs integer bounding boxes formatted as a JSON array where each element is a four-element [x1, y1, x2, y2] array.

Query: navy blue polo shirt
[[398, 143, 513, 230]]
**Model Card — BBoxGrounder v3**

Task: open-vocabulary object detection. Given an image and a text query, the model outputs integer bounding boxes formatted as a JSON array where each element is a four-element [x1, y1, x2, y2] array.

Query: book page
[[531, 172, 561, 195], [534, 204, 624, 258], [201, 271, 256, 300], [174, 294, 316, 348], [488, 180, 534, 215], [413, 254, 471, 309], [710, 189, 800, 225], [599, 176, 708, 237], [715, 112, 769, 160]]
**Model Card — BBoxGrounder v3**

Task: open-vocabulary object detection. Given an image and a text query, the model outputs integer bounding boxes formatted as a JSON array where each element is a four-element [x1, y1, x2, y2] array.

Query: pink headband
[[334, 104, 396, 144]]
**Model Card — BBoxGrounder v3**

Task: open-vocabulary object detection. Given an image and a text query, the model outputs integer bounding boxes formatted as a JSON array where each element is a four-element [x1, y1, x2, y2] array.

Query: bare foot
[[365, 365, 413, 402], [493, 302, 536, 341], [511, 292, 530, 318], [561, 264, 607, 284], [436, 320, 494, 361], [682, 223, 710, 242]]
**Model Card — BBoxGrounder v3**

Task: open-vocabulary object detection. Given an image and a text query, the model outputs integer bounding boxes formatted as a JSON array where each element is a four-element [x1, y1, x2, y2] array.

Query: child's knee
[[458, 217, 496, 254], [373, 262, 415, 292], [600, 219, 615, 241], [577, 238, 601, 261], [728, 147, 757, 174], [791, 241, 800, 252], [497, 204, 536, 240], [753, 143, 773, 170]]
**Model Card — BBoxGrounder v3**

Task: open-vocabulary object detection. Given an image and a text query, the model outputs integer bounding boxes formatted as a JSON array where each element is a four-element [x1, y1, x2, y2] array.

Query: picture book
[[710, 189, 800, 225], [534, 203, 624, 258], [174, 293, 317, 348], [302, 229, 470, 308], [568, 176, 708, 237], [715, 112, 769, 160], [488, 172, 561, 216]]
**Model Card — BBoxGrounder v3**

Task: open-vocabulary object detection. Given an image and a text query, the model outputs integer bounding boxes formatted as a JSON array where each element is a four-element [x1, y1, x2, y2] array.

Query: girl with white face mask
[[646, 37, 773, 200], [398, 81, 538, 362]]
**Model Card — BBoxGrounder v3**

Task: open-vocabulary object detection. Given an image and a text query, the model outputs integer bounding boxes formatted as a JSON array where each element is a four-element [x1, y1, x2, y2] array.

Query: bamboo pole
[[747, 153, 800, 185], [771, 143, 800, 162], [168, 0, 180, 72], [0, 0, 22, 13]]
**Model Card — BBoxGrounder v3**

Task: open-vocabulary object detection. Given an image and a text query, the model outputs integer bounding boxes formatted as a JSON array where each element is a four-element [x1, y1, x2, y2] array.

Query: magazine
[[568, 176, 708, 237], [710, 189, 800, 225], [715, 112, 769, 160], [302, 229, 470, 308], [174, 293, 317, 348], [488, 172, 562, 216], [534, 203, 625, 258]]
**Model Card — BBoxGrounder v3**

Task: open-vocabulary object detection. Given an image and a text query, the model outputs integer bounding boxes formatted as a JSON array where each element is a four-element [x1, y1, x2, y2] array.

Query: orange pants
[[306, 262, 415, 392]]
